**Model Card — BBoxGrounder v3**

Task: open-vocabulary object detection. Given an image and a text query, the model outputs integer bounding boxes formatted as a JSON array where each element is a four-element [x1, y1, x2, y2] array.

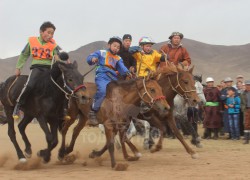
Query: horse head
[[176, 66, 201, 106], [137, 74, 170, 116], [56, 61, 90, 105], [160, 62, 200, 106]]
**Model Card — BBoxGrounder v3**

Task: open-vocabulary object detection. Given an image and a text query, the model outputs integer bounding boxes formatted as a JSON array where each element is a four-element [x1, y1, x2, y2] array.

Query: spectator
[[226, 87, 241, 140], [220, 77, 238, 139], [203, 77, 222, 140], [240, 80, 250, 144]]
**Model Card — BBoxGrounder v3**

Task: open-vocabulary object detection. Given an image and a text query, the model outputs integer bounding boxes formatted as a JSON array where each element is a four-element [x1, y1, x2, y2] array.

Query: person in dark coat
[[240, 80, 250, 144], [203, 77, 222, 139], [118, 34, 136, 73]]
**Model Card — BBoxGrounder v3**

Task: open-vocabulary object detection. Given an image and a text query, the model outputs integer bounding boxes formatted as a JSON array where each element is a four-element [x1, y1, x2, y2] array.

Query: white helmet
[[139, 36, 155, 45], [206, 77, 214, 83]]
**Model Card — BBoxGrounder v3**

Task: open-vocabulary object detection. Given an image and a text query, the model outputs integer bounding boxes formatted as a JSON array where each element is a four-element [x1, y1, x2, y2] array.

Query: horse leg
[[5, 108, 26, 162], [37, 117, 53, 163], [187, 108, 202, 148], [147, 114, 164, 153], [18, 114, 34, 158], [65, 114, 87, 155], [58, 118, 75, 160], [89, 144, 108, 158], [167, 115, 198, 159], [105, 126, 116, 168]]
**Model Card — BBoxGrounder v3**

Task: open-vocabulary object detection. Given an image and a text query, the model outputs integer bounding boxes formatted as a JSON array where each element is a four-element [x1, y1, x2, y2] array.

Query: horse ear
[[58, 63, 67, 72], [73, 61, 78, 69], [189, 65, 194, 74]]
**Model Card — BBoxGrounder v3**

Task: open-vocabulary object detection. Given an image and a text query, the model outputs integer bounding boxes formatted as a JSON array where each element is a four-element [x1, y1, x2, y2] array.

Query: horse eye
[[183, 80, 188, 84], [68, 79, 73, 82], [150, 88, 155, 93]]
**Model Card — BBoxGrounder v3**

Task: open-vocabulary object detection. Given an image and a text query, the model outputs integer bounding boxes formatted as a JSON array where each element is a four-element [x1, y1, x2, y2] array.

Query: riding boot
[[243, 132, 249, 144], [13, 86, 32, 120], [213, 128, 219, 140], [88, 109, 99, 126]]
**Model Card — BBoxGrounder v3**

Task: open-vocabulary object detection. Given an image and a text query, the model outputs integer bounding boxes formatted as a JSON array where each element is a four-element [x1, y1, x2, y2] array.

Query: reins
[[136, 77, 166, 108]]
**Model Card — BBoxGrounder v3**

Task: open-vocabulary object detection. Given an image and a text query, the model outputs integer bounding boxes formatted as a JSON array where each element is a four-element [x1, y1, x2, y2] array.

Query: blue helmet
[[108, 36, 122, 46]]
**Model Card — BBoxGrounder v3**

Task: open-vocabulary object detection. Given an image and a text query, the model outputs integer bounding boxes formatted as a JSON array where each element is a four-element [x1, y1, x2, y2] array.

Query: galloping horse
[[115, 62, 201, 160], [126, 75, 205, 150], [173, 75, 206, 147], [0, 61, 89, 163], [58, 74, 170, 169]]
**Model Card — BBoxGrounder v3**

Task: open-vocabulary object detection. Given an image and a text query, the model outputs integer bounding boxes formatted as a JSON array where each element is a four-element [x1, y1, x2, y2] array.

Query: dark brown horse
[[58, 75, 170, 168], [0, 61, 89, 163]]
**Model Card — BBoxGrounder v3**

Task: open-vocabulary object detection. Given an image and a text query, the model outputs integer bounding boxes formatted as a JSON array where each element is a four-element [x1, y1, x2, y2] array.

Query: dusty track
[[0, 123, 250, 180]]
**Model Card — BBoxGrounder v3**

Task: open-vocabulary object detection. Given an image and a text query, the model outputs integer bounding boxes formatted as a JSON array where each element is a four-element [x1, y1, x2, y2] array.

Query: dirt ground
[[0, 122, 250, 180]]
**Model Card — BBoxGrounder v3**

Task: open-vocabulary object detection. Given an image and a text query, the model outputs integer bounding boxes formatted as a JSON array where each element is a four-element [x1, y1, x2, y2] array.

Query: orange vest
[[29, 37, 57, 60]]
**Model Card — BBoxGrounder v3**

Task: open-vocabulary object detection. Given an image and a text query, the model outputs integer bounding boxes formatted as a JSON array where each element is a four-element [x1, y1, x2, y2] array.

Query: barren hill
[[0, 39, 249, 84]]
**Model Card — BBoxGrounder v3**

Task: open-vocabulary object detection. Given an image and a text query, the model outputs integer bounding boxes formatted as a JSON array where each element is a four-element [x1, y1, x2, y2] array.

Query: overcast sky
[[1, 0, 250, 58]]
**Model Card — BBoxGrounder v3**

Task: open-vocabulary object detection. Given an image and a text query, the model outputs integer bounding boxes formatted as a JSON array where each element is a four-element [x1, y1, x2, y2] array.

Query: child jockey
[[86, 36, 131, 126], [129, 36, 165, 77], [13, 21, 62, 119]]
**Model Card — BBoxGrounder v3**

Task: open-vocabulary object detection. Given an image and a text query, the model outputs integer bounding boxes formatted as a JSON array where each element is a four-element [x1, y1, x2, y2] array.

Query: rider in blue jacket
[[87, 36, 130, 126]]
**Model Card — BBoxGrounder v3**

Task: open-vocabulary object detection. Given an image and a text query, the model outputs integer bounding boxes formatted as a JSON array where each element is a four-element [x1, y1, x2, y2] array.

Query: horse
[[0, 60, 89, 163], [59, 62, 201, 166], [58, 74, 170, 169], [112, 62, 201, 160], [173, 75, 206, 147], [127, 75, 206, 149]]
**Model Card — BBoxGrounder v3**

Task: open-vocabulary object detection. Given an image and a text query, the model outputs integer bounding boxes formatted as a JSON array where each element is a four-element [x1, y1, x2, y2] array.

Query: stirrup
[[88, 110, 99, 126], [63, 109, 71, 121], [12, 104, 20, 120]]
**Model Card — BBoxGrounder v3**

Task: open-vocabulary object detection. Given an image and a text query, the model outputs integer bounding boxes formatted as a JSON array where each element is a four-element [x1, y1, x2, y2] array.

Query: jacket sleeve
[[240, 93, 246, 111], [182, 48, 191, 65], [129, 46, 142, 54], [16, 43, 31, 70], [86, 50, 101, 65], [116, 58, 129, 76], [234, 97, 241, 110]]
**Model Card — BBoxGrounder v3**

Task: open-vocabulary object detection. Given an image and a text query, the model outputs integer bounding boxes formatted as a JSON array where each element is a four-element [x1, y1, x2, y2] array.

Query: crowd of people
[[202, 76, 250, 144]]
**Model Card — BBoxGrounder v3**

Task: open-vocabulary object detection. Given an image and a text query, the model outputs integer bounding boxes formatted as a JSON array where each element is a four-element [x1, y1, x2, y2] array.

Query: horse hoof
[[191, 153, 199, 159], [19, 158, 27, 163], [25, 152, 32, 158], [196, 143, 203, 148], [89, 151, 96, 159], [135, 152, 142, 157], [127, 156, 139, 161], [37, 151, 42, 157], [58, 155, 64, 161], [114, 163, 129, 171]]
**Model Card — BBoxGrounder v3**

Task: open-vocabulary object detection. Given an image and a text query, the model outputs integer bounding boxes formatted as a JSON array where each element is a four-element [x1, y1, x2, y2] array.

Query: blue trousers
[[223, 111, 230, 133], [92, 73, 116, 111], [228, 114, 240, 139]]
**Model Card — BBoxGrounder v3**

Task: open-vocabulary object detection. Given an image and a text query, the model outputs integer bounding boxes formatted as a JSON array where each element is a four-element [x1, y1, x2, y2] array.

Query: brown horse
[[117, 62, 201, 160], [58, 75, 170, 168]]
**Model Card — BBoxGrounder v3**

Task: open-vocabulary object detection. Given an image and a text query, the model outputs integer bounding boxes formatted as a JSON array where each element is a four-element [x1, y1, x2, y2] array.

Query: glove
[[129, 46, 142, 54]]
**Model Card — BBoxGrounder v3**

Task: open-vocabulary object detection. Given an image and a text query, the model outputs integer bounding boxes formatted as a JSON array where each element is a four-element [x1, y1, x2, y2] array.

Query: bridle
[[168, 72, 196, 100], [136, 77, 166, 107], [50, 56, 86, 99]]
